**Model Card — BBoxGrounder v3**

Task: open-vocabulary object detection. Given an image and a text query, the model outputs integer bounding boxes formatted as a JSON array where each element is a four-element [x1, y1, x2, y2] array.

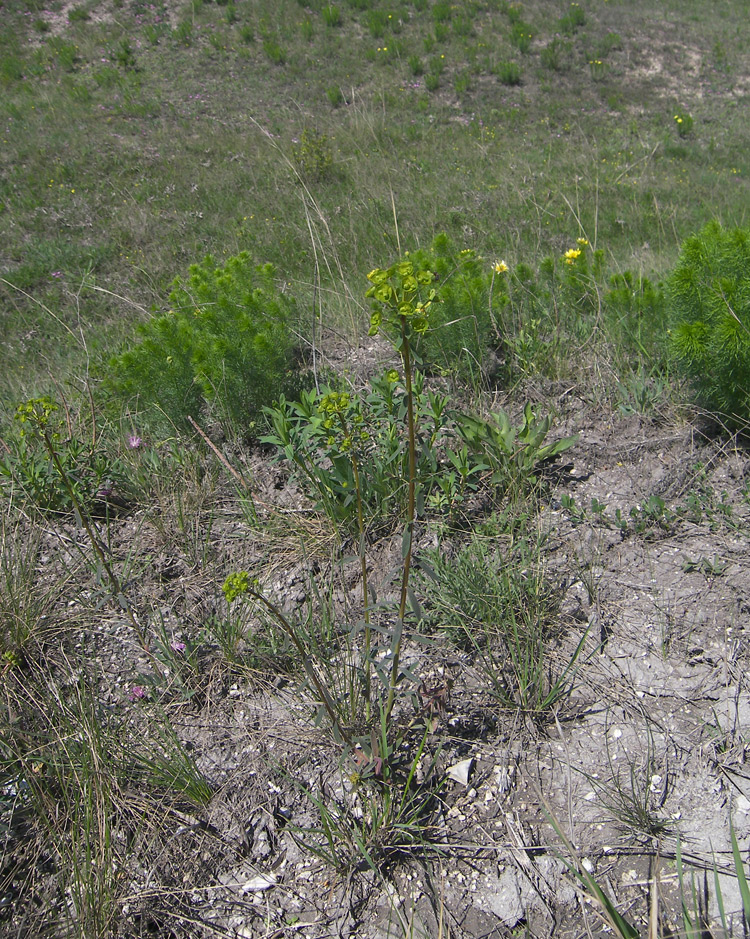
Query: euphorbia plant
[[365, 258, 437, 722], [316, 389, 374, 720], [13, 397, 150, 652]]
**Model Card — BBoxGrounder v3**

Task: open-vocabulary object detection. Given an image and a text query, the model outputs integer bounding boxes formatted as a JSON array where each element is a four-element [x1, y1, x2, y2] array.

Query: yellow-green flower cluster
[[319, 390, 368, 451], [366, 259, 437, 337], [14, 396, 62, 440], [223, 570, 250, 603], [319, 391, 351, 415], [15, 396, 58, 427]]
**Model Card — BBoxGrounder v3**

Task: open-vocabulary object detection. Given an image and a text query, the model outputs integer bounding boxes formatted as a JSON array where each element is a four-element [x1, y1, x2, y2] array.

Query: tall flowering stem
[[386, 313, 418, 722], [350, 446, 373, 720], [365, 259, 436, 725], [223, 572, 354, 749], [15, 398, 151, 653], [318, 391, 373, 721], [489, 259, 509, 342]]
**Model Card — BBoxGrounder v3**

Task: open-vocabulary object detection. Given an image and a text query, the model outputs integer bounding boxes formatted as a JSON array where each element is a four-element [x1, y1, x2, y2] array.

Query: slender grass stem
[[242, 584, 354, 749], [349, 450, 372, 722], [187, 414, 258, 523]]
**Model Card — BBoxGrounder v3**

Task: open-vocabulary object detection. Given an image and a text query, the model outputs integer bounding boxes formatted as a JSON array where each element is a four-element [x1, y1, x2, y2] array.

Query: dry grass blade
[[648, 851, 660, 939]]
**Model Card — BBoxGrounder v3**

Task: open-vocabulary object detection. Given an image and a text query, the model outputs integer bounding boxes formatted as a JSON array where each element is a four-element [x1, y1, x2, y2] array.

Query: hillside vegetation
[[1, 0, 750, 936]]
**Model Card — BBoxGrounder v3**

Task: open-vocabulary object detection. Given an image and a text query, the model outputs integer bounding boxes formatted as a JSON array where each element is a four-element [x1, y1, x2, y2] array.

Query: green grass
[[0, 0, 748, 415]]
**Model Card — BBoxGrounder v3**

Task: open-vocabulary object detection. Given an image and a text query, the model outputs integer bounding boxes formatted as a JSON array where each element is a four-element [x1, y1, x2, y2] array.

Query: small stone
[[241, 873, 277, 893], [446, 758, 474, 786]]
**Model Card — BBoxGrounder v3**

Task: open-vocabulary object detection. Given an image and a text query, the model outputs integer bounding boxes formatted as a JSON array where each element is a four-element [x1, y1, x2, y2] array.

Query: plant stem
[[349, 450, 372, 723], [385, 319, 417, 723], [331, 406, 372, 723], [243, 584, 354, 749], [41, 431, 150, 653], [488, 269, 503, 343], [187, 414, 258, 523]]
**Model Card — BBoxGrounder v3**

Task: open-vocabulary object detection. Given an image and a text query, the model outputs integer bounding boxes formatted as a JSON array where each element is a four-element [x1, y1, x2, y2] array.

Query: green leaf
[[406, 587, 423, 621], [543, 805, 640, 939], [401, 526, 412, 559], [539, 433, 579, 460], [713, 855, 728, 935], [730, 815, 750, 929]]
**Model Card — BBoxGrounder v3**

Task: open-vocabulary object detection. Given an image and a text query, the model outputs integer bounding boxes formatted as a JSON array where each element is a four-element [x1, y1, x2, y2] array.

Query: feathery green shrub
[[668, 222, 750, 427], [107, 252, 298, 436]]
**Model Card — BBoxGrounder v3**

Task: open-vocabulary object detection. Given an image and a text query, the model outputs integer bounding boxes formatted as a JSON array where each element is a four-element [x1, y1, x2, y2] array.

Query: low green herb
[[1, 398, 127, 515], [453, 402, 578, 495], [263, 371, 470, 535]]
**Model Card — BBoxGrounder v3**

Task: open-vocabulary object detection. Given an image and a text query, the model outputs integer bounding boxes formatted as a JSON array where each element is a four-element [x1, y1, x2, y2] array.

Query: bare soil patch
[[5, 392, 750, 938]]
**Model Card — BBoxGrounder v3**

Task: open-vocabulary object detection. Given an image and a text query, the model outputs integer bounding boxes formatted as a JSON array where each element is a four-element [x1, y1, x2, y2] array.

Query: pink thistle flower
[[127, 434, 142, 449], [128, 685, 146, 701]]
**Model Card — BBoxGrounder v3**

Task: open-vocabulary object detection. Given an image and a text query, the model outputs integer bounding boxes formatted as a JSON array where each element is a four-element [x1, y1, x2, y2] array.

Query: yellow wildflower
[[493, 260, 509, 274], [564, 248, 582, 264]]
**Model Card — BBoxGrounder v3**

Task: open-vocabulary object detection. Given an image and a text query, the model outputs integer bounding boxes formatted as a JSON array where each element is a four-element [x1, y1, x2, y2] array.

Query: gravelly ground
[[5, 388, 750, 938]]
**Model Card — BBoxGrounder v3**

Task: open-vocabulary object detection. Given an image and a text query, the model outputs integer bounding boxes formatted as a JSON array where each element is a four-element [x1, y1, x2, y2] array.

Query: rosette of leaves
[[668, 222, 750, 427], [107, 253, 298, 436]]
